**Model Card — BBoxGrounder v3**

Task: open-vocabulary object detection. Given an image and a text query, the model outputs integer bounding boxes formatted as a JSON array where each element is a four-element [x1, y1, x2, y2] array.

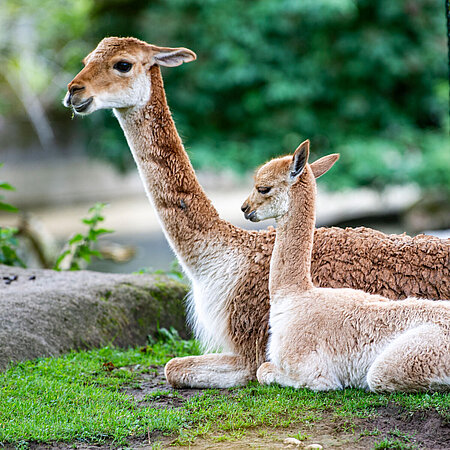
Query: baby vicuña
[[241, 140, 450, 392]]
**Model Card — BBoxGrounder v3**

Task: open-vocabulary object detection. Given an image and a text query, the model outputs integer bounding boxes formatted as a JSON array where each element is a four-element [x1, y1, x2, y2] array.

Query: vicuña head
[[63, 37, 196, 115], [241, 140, 339, 222]]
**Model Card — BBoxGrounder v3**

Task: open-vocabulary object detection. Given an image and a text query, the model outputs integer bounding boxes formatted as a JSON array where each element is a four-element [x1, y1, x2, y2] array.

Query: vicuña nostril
[[69, 85, 85, 95]]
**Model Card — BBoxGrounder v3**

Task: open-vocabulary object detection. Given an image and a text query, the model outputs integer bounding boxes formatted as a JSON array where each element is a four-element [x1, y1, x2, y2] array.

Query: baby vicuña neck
[[269, 168, 316, 299]]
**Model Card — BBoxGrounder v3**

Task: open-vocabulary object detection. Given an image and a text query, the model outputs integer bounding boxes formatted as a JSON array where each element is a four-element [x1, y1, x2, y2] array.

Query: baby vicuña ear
[[289, 139, 310, 182], [152, 46, 197, 67], [310, 154, 340, 179]]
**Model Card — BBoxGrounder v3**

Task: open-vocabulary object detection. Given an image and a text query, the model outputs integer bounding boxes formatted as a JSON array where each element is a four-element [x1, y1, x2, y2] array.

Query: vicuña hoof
[[257, 362, 277, 385]]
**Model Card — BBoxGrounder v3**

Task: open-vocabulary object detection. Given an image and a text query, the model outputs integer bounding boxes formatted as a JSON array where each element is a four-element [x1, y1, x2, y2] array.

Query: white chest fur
[[187, 244, 249, 352]]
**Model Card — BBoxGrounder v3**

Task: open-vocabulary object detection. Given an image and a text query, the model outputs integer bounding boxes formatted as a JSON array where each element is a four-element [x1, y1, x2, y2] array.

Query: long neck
[[114, 66, 220, 270], [269, 169, 316, 299]]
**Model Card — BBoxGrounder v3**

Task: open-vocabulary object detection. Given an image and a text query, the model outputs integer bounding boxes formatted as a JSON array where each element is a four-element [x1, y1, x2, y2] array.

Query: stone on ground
[[0, 265, 189, 370]]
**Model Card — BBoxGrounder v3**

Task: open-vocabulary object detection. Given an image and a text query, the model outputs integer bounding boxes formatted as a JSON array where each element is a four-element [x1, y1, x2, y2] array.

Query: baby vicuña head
[[241, 140, 339, 223]]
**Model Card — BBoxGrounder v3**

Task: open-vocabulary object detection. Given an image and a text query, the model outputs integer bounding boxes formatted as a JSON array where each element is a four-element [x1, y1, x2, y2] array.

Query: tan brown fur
[[65, 37, 449, 388], [244, 141, 450, 392]]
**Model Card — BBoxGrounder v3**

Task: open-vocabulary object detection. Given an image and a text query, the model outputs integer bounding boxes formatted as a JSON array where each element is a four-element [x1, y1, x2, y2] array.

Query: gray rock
[[0, 265, 189, 370]]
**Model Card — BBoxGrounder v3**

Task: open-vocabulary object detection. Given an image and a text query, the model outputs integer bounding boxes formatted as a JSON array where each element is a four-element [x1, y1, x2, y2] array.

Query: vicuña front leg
[[256, 361, 341, 391], [367, 325, 450, 393], [164, 353, 253, 388]]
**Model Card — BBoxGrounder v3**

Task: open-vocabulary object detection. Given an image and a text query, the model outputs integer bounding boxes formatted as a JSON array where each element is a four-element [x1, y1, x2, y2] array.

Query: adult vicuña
[[64, 36, 449, 388], [242, 140, 450, 392]]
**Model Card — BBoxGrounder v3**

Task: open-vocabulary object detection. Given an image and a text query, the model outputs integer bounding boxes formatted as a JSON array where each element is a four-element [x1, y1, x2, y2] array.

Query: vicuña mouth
[[73, 97, 93, 113], [245, 211, 258, 222]]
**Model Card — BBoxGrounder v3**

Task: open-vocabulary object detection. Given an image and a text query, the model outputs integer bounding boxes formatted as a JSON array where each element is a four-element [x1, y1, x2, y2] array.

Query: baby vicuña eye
[[114, 61, 132, 73], [257, 187, 271, 194]]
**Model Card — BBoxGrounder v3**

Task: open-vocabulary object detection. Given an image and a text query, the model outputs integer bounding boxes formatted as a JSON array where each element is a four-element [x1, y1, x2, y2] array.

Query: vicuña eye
[[113, 61, 133, 73], [257, 187, 271, 194]]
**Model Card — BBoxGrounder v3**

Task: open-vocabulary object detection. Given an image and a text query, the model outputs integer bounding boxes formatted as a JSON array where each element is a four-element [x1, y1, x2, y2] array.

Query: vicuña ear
[[310, 153, 340, 179], [289, 139, 310, 181], [152, 46, 197, 67]]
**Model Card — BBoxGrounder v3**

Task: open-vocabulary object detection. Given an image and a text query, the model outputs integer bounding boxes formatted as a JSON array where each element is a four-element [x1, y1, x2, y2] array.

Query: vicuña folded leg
[[164, 353, 253, 388], [367, 325, 450, 393]]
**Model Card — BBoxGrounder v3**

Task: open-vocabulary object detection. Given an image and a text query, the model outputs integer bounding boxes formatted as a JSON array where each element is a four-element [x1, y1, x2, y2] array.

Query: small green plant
[[0, 227, 25, 267], [359, 428, 381, 437], [374, 438, 417, 449], [388, 428, 414, 441], [157, 259, 184, 281], [136, 259, 185, 281], [0, 164, 18, 214], [0, 163, 25, 267], [372, 429, 419, 450], [147, 326, 200, 356], [54, 202, 113, 270], [145, 389, 181, 400], [0, 171, 115, 270], [14, 440, 29, 450], [290, 431, 309, 442]]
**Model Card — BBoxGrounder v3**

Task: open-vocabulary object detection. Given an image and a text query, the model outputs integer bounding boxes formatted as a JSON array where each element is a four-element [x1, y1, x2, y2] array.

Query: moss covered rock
[[0, 265, 189, 370]]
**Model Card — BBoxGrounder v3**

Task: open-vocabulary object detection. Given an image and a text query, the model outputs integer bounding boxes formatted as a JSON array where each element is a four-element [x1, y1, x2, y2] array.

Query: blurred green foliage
[[0, 0, 448, 191], [0, 164, 25, 267], [0, 227, 25, 268]]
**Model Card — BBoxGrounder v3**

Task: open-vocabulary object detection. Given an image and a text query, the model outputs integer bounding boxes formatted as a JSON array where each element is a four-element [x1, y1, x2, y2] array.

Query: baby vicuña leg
[[257, 360, 342, 391], [367, 324, 450, 393]]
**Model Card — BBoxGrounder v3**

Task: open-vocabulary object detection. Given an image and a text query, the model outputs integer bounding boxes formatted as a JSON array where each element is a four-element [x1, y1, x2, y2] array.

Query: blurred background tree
[[0, 0, 448, 192]]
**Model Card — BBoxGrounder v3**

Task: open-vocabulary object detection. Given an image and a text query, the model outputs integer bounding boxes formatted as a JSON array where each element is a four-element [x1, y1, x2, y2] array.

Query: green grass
[[371, 428, 419, 450], [1, 339, 449, 447], [374, 438, 418, 450], [0, 341, 198, 445]]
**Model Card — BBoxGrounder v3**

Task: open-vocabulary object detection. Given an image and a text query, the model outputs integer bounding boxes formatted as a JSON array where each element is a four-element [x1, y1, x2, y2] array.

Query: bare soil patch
[[365, 404, 450, 449], [121, 364, 204, 408]]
